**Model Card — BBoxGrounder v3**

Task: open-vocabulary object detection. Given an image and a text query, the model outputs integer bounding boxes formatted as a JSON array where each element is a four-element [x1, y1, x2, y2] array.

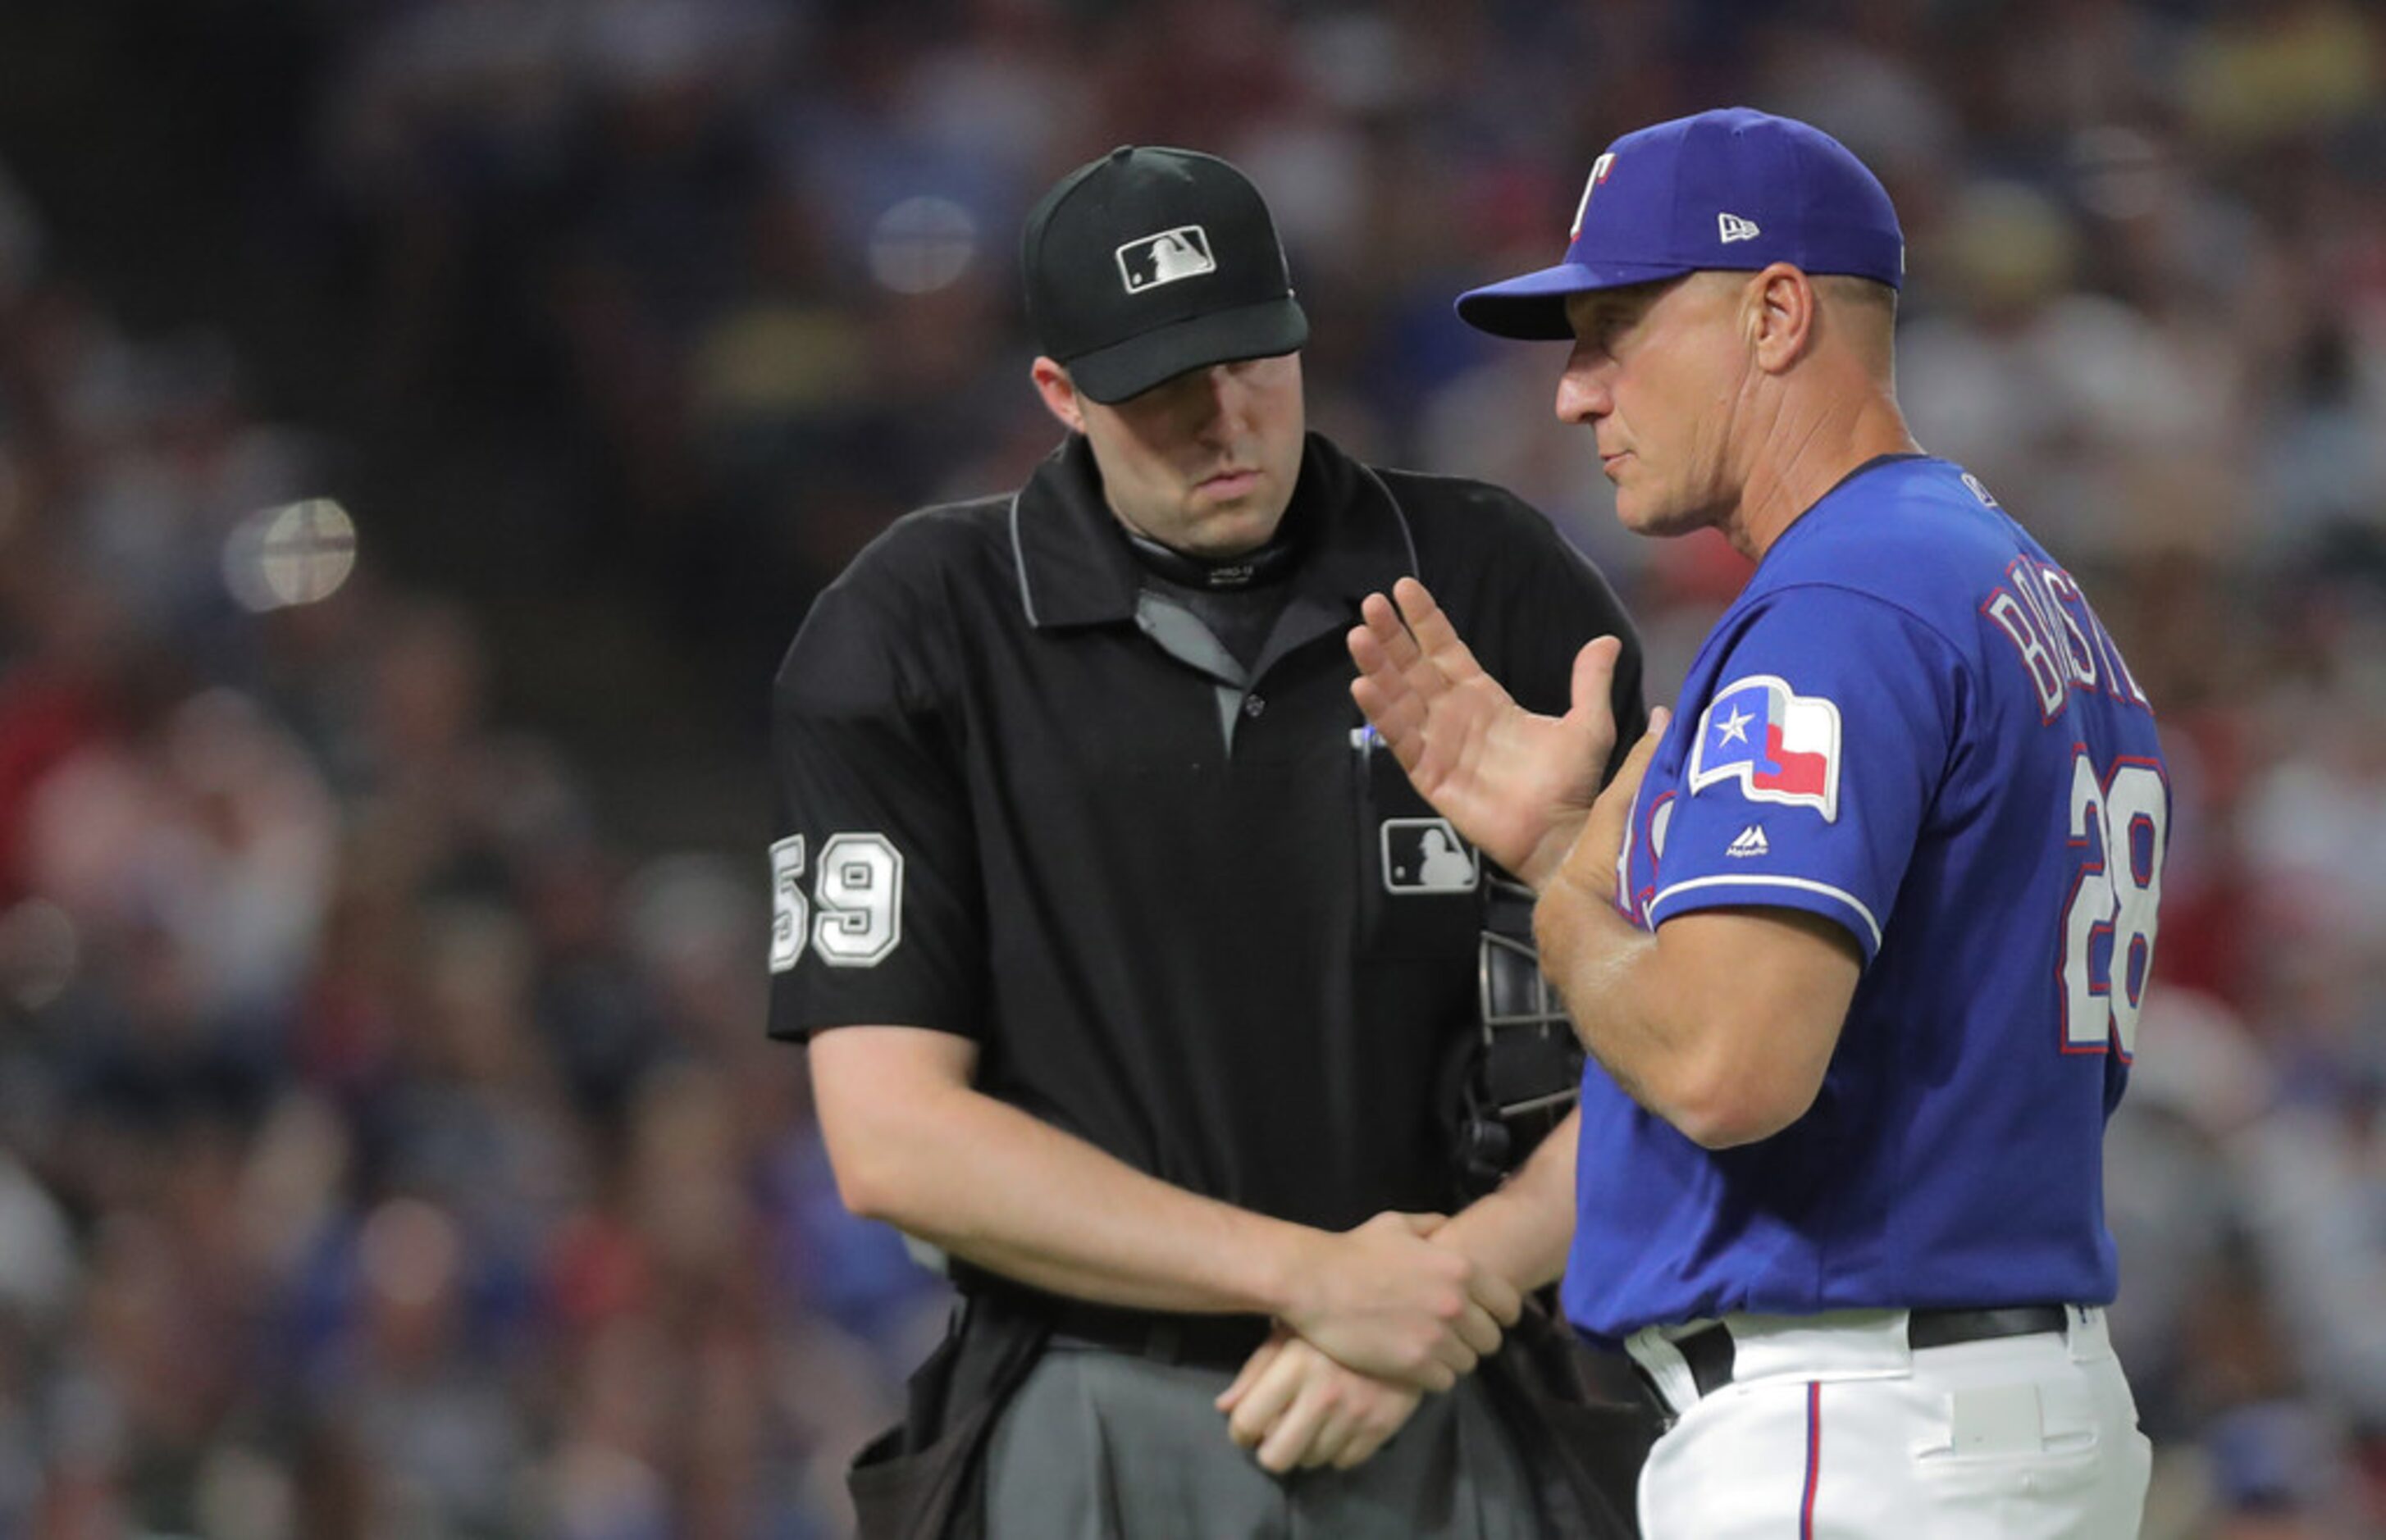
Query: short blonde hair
[[1817, 275, 1898, 380]]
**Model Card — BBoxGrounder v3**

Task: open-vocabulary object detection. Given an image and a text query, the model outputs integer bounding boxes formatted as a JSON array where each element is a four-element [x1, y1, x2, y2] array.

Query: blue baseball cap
[[1457, 108, 1905, 340]]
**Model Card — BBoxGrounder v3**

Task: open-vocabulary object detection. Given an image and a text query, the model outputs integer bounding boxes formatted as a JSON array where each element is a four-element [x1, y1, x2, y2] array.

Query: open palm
[[1347, 578, 1624, 891]]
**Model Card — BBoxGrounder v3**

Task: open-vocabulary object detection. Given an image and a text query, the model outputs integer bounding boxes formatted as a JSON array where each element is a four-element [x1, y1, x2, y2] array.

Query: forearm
[[1531, 873, 1698, 1129], [1532, 875, 1856, 1149], [835, 1078, 1317, 1315], [1430, 1110, 1578, 1292]]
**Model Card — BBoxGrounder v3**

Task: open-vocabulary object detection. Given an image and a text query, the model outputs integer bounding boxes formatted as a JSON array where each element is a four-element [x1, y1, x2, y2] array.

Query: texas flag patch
[[1686, 675, 1843, 822]]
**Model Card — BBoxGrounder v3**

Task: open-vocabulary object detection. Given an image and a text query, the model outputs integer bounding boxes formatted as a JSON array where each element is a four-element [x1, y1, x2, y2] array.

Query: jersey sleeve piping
[[1647, 873, 1886, 956]]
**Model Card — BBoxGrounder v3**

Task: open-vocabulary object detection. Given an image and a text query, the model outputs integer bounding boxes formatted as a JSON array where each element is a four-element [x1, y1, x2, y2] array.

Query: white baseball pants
[[1624, 1306, 2151, 1538]]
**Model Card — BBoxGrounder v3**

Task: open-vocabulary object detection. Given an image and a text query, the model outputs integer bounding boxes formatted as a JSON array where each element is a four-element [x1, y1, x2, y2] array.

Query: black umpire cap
[[1022, 145, 1309, 404]]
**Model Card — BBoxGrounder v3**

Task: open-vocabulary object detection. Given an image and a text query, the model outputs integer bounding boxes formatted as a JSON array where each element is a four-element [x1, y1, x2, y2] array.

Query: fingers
[[1224, 1341, 1417, 1475], [1216, 1330, 1287, 1415], [1394, 1212, 1448, 1237], [1390, 578, 1483, 686], [1453, 1297, 1503, 1360], [1348, 601, 1435, 780], [1568, 634, 1622, 712], [1569, 707, 1671, 884], [1333, 1387, 1421, 1469], [1567, 636, 1625, 754], [1428, 1330, 1479, 1384], [1257, 1388, 1344, 1474], [1288, 1400, 1358, 1472], [1227, 1340, 1311, 1450], [1361, 590, 1424, 672], [1467, 1265, 1524, 1329]]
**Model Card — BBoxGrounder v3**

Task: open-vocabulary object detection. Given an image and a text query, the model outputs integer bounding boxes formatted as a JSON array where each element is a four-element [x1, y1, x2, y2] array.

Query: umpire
[[771, 146, 1649, 1538]]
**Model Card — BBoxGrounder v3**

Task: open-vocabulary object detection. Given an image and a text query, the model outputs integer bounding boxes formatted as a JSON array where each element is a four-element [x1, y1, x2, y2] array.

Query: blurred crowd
[[0, 0, 2381, 1535]]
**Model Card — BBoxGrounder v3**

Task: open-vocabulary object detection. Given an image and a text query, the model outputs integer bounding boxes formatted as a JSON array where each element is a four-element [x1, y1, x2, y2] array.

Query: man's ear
[[1748, 264, 1816, 374], [1030, 357, 1086, 434]]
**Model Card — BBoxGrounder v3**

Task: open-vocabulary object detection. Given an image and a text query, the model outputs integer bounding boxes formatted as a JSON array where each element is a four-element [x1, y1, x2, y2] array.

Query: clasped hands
[[1217, 1211, 1521, 1474], [1216, 577, 1666, 1474]]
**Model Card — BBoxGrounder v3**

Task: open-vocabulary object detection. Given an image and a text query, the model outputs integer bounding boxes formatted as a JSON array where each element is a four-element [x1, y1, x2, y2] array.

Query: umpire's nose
[[1194, 363, 1253, 444]]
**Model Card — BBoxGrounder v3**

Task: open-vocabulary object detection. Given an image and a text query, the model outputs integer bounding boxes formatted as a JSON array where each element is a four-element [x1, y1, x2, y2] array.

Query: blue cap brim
[[1455, 258, 1698, 340]]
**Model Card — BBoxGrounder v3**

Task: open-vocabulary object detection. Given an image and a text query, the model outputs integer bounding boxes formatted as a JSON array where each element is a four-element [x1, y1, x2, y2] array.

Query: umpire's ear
[[1029, 357, 1088, 434]]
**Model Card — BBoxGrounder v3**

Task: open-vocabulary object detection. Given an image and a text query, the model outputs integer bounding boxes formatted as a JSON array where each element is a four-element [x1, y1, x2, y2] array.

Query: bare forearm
[[1430, 1111, 1579, 1291], [1532, 875, 1679, 1115], [840, 1081, 1315, 1315], [1533, 877, 1859, 1149]]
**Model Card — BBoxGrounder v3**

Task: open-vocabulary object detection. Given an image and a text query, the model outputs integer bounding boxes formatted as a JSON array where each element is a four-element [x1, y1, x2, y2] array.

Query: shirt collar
[[1009, 431, 1416, 630]]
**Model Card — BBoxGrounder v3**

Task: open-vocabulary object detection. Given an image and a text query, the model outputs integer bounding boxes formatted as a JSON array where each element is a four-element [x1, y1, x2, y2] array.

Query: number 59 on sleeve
[[770, 832, 906, 973]]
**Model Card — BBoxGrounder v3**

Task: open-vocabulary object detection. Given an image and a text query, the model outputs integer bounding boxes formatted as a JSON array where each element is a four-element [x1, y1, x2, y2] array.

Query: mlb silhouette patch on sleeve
[[1380, 818, 1479, 894]]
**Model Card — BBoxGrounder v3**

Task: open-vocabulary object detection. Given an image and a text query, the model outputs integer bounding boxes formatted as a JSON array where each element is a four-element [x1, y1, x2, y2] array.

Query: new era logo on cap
[[1117, 226, 1216, 294], [1718, 212, 1761, 244]]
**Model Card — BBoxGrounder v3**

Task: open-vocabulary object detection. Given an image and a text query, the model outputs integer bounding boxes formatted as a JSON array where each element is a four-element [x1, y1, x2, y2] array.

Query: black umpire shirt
[[769, 430, 1644, 1234]]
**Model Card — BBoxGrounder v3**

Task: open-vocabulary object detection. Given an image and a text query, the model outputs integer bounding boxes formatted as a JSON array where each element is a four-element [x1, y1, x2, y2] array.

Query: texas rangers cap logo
[[1568, 153, 1617, 243], [1686, 675, 1842, 822]]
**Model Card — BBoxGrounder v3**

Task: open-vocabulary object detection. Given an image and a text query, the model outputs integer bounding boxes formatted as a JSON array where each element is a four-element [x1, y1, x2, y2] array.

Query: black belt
[[1041, 1298, 1276, 1371], [1661, 1305, 2071, 1406]]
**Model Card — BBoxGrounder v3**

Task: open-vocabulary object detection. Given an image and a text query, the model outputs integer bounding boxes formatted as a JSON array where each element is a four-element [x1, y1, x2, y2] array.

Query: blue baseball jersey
[[1563, 456, 2168, 1345]]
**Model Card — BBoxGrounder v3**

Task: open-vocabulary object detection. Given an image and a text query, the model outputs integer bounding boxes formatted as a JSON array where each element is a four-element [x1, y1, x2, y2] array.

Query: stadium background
[[0, 1, 2378, 1535]]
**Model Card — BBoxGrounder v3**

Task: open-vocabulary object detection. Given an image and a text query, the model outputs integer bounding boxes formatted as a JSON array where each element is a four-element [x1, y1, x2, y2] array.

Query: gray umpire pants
[[982, 1338, 1544, 1539]]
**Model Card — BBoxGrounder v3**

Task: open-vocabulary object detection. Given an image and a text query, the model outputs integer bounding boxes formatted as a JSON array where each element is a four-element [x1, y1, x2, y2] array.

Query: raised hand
[[1217, 1329, 1423, 1473], [1276, 1212, 1520, 1392], [1553, 708, 1671, 901], [1348, 577, 1626, 891]]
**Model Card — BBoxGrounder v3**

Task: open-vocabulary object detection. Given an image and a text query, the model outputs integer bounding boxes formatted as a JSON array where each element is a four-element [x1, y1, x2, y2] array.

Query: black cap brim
[[1065, 295, 1308, 403]]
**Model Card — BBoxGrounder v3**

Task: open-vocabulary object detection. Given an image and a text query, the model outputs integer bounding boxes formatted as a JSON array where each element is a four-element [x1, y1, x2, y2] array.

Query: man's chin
[[1182, 497, 1289, 553], [1615, 494, 1701, 540]]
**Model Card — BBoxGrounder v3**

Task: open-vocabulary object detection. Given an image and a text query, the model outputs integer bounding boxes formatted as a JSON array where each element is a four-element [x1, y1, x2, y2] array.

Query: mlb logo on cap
[[1022, 146, 1307, 403], [1117, 226, 1217, 293]]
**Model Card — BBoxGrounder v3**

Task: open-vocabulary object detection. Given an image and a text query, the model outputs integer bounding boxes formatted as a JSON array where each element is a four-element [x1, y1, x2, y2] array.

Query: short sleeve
[[1646, 588, 1961, 962], [766, 580, 985, 1041]]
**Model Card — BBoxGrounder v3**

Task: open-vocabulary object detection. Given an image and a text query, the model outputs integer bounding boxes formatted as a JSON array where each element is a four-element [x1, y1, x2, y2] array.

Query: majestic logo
[[1117, 226, 1216, 293], [1718, 212, 1761, 244], [1688, 675, 1843, 822], [1726, 825, 1770, 859], [1961, 472, 2000, 507], [1569, 153, 1617, 242], [1380, 818, 1479, 895]]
